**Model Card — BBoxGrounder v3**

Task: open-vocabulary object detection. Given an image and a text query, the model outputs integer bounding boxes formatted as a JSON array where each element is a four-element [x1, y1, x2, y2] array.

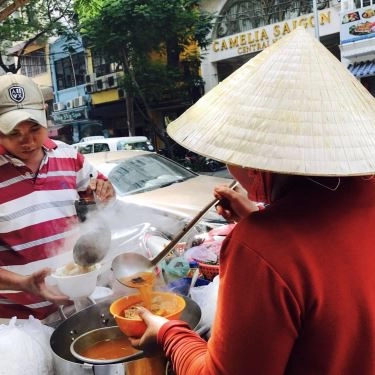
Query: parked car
[[84, 150, 233, 278], [86, 150, 232, 224], [72, 136, 154, 154]]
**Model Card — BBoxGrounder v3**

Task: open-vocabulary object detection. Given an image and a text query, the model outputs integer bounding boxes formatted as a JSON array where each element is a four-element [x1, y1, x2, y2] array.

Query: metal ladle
[[73, 223, 112, 267], [111, 180, 238, 284]]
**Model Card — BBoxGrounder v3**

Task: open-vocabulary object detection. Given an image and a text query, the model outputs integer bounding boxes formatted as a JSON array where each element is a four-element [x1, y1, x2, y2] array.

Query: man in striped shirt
[[0, 73, 115, 321]]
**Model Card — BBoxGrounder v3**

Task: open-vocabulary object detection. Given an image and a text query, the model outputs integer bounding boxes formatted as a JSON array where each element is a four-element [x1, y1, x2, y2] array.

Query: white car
[[72, 136, 154, 154]]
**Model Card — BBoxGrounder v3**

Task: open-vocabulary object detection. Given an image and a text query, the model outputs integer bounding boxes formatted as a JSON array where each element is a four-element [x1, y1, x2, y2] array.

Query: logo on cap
[[8, 86, 25, 103]]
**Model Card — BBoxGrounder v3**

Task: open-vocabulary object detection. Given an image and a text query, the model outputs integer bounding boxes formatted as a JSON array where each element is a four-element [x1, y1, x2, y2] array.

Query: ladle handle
[[150, 180, 238, 266]]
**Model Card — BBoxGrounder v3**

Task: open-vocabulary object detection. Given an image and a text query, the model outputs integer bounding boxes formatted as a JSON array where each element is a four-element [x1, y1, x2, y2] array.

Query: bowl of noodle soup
[[109, 291, 186, 337], [49, 262, 101, 299]]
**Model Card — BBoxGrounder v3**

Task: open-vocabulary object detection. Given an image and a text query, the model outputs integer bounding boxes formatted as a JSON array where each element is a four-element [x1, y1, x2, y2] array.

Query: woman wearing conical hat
[[129, 28, 375, 374]]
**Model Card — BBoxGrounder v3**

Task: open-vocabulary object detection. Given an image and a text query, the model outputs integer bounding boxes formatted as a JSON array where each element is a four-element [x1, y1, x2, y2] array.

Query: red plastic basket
[[198, 262, 219, 281]]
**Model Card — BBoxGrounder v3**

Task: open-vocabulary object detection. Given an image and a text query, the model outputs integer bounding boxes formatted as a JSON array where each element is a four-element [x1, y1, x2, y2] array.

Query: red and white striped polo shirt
[[0, 139, 107, 319]]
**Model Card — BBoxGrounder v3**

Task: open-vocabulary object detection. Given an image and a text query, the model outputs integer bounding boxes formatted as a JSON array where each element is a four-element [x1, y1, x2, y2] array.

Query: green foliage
[[74, 0, 103, 18], [77, 0, 214, 105], [0, 0, 77, 71], [123, 60, 188, 104], [0, 0, 75, 42]]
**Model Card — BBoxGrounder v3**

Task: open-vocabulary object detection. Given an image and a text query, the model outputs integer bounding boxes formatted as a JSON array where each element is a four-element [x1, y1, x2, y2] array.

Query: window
[[55, 52, 86, 90], [355, 0, 374, 7], [92, 50, 120, 77], [93, 143, 110, 152], [20, 50, 47, 77], [213, 0, 329, 38]]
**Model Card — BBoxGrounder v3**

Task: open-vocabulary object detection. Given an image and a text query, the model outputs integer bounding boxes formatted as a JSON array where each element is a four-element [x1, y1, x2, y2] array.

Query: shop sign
[[52, 107, 89, 124], [340, 7, 375, 44], [209, 9, 339, 62]]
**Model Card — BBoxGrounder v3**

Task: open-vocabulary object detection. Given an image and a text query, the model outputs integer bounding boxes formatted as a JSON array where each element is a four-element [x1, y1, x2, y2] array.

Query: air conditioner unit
[[95, 78, 105, 91], [74, 96, 86, 108], [85, 83, 95, 94], [66, 99, 74, 109], [106, 73, 118, 88], [53, 102, 65, 112], [85, 73, 96, 84]]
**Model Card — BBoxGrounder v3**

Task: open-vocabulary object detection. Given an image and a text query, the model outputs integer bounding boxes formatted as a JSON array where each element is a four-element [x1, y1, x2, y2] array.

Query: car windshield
[[105, 154, 197, 195]]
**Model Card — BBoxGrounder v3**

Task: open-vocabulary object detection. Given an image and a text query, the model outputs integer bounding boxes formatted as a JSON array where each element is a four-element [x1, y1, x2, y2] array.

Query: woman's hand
[[214, 184, 260, 222], [128, 307, 169, 356]]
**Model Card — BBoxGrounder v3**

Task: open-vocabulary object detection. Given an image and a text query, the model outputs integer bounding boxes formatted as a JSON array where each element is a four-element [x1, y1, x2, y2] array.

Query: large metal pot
[[50, 295, 201, 375]]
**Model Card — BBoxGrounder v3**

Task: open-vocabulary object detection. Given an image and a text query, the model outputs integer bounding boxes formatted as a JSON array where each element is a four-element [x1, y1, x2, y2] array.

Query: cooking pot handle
[[57, 297, 96, 321], [58, 305, 68, 321]]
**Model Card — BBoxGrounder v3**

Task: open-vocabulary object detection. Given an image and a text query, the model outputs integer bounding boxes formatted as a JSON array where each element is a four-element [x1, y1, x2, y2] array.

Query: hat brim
[[0, 108, 47, 134]]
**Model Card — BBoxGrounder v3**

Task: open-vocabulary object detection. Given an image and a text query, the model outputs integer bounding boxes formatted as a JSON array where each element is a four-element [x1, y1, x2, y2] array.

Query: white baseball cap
[[0, 73, 47, 134]]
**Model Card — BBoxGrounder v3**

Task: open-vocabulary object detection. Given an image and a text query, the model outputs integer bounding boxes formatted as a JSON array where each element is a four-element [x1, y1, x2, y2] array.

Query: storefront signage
[[340, 6, 375, 44], [52, 107, 89, 124], [209, 9, 339, 62]]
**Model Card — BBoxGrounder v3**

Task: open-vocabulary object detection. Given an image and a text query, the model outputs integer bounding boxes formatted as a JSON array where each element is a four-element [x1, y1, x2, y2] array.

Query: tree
[[0, 0, 77, 73], [76, 0, 214, 155]]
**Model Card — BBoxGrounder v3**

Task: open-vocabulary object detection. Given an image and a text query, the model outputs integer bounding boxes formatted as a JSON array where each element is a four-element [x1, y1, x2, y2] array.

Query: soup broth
[[119, 271, 179, 319], [79, 336, 138, 360], [120, 272, 155, 310]]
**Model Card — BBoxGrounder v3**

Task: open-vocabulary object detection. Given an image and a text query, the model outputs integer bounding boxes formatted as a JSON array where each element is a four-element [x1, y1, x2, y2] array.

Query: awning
[[347, 60, 375, 78]]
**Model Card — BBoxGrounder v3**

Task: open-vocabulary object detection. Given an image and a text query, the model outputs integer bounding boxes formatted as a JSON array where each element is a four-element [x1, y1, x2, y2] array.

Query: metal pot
[[70, 326, 144, 365], [50, 295, 201, 375]]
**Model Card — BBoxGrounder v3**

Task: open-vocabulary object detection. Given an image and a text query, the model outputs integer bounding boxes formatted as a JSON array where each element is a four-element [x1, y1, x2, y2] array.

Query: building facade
[[49, 37, 157, 144], [200, 0, 343, 92], [199, 0, 375, 95], [47, 1, 375, 146], [48, 37, 105, 143], [340, 0, 375, 95]]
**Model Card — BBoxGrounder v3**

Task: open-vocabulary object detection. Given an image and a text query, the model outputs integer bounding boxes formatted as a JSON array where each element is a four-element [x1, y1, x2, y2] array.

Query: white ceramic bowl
[[49, 263, 101, 299]]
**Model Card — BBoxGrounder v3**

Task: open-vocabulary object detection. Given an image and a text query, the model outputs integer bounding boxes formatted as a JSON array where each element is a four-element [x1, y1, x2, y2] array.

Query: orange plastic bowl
[[109, 291, 186, 337]]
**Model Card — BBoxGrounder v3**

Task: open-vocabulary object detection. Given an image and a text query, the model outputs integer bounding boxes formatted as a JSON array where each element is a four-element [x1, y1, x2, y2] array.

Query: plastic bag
[[190, 275, 220, 334], [162, 256, 190, 281], [183, 243, 219, 263], [162, 256, 190, 277], [0, 316, 54, 375]]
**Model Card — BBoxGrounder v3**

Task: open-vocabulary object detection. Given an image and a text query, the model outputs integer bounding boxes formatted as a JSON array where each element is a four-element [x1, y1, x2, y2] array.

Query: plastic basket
[[198, 262, 219, 281]]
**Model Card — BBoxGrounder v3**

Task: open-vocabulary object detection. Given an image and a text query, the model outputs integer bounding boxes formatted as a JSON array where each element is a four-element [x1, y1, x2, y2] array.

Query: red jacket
[[159, 176, 375, 374]]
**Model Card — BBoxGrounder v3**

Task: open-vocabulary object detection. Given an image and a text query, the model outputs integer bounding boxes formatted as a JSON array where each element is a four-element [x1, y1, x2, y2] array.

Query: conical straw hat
[[167, 27, 375, 176]]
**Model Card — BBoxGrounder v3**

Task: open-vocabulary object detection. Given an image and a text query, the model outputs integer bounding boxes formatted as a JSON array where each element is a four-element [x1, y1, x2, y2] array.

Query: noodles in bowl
[[49, 262, 101, 299], [109, 291, 186, 337]]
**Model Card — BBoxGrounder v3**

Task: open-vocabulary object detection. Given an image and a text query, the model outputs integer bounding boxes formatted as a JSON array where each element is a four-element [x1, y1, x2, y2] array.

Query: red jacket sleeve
[[157, 232, 301, 374]]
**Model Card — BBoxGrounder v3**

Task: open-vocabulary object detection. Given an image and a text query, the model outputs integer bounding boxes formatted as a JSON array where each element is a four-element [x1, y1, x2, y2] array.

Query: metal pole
[[313, 0, 320, 40]]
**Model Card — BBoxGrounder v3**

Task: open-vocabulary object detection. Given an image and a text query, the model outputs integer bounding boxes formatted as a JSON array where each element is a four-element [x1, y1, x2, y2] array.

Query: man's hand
[[22, 268, 70, 305], [90, 178, 116, 202]]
